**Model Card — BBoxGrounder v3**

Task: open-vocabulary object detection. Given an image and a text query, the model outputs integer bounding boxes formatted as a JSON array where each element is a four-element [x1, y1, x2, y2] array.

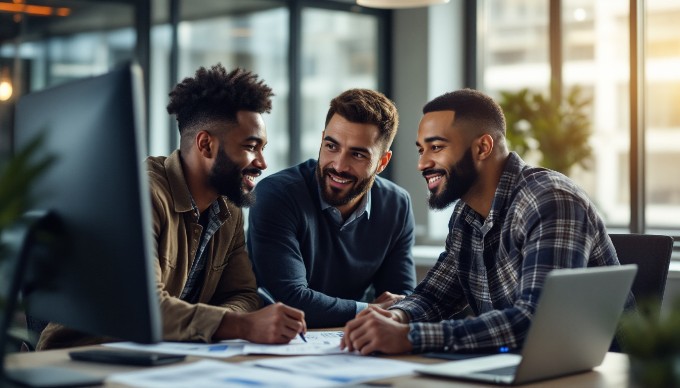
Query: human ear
[[376, 150, 393, 174], [475, 134, 494, 161], [196, 130, 215, 158]]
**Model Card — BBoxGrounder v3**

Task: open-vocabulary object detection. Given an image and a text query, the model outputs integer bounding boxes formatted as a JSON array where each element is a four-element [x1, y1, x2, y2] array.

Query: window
[[646, 1, 680, 229], [299, 8, 379, 162], [471, 0, 680, 239], [150, 1, 289, 176]]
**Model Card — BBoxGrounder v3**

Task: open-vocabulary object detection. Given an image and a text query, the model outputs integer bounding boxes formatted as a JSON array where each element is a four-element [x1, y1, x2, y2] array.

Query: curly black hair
[[167, 64, 273, 144]]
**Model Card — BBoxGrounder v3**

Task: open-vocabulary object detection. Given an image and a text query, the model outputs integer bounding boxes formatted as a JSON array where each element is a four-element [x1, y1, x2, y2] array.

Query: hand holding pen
[[257, 287, 307, 343]]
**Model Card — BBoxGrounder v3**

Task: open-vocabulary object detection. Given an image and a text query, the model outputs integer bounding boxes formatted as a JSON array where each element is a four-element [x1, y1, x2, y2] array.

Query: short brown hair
[[324, 89, 399, 151]]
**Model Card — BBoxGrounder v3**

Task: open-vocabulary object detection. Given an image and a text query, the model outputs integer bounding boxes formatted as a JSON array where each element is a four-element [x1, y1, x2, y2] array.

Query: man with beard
[[340, 88, 627, 355], [37, 64, 306, 350], [247, 89, 416, 328]]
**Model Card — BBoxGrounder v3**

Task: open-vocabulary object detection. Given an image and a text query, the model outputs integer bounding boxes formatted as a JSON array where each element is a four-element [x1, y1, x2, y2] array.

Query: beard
[[207, 147, 260, 208], [425, 147, 478, 210], [316, 163, 376, 208]]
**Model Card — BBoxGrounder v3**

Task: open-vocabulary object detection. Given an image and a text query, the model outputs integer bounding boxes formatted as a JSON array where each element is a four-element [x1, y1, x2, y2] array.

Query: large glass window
[[562, 0, 630, 227], [151, 1, 288, 177], [299, 8, 379, 162], [646, 0, 680, 229], [0, 0, 135, 161], [444, 0, 552, 242], [474, 0, 680, 238]]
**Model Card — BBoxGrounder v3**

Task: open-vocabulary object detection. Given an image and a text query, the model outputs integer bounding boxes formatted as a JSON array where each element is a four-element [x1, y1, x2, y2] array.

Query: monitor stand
[[0, 210, 104, 387]]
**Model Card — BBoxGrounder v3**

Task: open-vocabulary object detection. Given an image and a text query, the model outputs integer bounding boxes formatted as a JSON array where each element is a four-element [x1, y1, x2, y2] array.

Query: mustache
[[422, 168, 447, 178], [323, 168, 356, 181], [242, 168, 263, 177]]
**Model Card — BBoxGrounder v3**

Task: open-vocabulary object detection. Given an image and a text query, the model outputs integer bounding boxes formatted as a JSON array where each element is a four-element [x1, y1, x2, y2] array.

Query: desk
[[4, 347, 631, 387]]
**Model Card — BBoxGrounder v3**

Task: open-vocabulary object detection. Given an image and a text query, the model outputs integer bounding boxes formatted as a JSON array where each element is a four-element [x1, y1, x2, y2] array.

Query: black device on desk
[[0, 63, 162, 388], [69, 350, 185, 367]]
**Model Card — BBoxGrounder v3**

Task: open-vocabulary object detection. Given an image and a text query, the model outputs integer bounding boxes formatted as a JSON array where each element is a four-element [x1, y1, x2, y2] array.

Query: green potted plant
[[0, 134, 54, 351], [619, 300, 680, 387], [498, 85, 593, 176]]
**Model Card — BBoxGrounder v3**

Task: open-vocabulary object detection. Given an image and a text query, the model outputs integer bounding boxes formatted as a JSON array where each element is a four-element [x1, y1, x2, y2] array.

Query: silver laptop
[[416, 264, 637, 385]]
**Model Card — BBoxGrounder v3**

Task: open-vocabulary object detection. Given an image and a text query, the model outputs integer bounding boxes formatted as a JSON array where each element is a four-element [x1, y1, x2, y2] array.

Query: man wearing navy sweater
[[247, 89, 416, 328]]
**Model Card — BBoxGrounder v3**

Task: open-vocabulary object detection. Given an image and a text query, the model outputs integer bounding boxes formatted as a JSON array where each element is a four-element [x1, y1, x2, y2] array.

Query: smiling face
[[316, 113, 391, 217], [416, 110, 479, 209], [208, 110, 268, 207]]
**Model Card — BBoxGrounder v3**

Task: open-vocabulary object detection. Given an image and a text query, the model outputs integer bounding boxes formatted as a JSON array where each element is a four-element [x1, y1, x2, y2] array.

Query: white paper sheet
[[108, 360, 337, 388], [104, 341, 245, 358], [251, 354, 420, 384], [104, 330, 345, 358], [243, 330, 347, 355]]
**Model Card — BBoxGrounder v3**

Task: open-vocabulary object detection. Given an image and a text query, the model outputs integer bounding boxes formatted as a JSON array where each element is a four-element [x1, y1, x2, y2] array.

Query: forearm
[[408, 307, 531, 353], [280, 287, 358, 327], [158, 289, 226, 342]]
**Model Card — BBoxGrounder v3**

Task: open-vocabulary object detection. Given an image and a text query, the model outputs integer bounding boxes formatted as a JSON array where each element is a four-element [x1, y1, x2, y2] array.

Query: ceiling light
[[357, 0, 450, 9], [0, 2, 71, 17], [0, 68, 12, 102]]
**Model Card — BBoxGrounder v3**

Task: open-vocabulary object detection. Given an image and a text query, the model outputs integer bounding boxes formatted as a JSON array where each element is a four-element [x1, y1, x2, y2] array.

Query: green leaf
[[496, 85, 593, 176]]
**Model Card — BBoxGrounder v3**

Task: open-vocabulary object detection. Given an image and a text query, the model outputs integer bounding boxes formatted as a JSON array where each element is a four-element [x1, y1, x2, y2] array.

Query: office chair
[[609, 233, 674, 306]]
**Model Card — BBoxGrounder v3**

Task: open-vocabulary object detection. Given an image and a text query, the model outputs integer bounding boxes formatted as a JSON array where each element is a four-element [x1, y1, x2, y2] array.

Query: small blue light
[[499, 346, 509, 353]]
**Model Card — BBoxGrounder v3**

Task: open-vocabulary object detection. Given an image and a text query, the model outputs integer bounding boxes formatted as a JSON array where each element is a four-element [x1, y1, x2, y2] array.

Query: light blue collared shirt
[[317, 183, 372, 229]]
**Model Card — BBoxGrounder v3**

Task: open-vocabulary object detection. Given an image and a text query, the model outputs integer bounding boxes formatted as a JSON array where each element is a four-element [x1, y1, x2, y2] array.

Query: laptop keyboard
[[478, 365, 518, 376]]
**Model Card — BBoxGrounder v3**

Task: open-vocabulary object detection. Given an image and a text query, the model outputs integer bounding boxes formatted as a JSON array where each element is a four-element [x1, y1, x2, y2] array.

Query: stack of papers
[[105, 331, 421, 387], [105, 330, 346, 357], [108, 355, 420, 388]]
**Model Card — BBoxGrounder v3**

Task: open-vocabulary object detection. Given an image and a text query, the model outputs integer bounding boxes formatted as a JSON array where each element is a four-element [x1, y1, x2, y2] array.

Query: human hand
[[341, 307, 413, 355], [218, 302, 306, 344], [370, 291, 405, 309]]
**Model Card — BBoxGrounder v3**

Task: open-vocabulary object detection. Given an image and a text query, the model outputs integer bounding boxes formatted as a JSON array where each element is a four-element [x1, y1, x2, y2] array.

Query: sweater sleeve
[[370, 190, 417, 296], [247, 178, 357, 328]]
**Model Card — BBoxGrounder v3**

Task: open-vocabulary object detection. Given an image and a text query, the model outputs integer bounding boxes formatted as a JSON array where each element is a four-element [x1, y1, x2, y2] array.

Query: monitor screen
[[12, 63, 161, 345]]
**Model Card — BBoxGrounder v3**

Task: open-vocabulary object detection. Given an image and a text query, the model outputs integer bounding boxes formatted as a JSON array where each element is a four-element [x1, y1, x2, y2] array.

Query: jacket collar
[[164, 150, 231, 220]]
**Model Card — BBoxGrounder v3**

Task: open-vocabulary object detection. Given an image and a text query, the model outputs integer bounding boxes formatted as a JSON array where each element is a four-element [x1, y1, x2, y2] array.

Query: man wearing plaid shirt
[[341, 88, 625, 355]]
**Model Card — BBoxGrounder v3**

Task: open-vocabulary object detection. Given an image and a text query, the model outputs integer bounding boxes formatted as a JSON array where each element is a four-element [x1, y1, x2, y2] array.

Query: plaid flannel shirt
[[393, 152, 620, 353], [180, 200, 226, 303]]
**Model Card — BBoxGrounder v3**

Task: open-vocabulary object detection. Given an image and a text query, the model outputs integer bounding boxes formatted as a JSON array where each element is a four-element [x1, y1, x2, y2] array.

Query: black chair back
[[609, 233, 674, 304]]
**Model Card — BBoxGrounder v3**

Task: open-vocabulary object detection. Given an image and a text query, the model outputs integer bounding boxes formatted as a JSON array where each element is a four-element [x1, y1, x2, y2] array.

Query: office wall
[[390, 2, 465, 244]]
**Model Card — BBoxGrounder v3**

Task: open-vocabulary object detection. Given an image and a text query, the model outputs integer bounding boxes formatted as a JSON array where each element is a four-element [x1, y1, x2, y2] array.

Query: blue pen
[[257, 287, 307, 343]]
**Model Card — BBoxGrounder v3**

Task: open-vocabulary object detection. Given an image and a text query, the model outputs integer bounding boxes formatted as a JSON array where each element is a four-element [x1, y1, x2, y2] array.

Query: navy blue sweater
[[247, 159, 416, 327]]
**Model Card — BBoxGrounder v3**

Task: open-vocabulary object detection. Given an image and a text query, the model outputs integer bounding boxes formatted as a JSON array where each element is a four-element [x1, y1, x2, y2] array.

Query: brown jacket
[[37, 150, 260, 350]]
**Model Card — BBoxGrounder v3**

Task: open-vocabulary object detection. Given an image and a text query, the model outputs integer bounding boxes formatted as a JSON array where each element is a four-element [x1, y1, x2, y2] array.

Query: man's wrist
[[214, 310, 244, 341], [390, 308, 409, 323], [355, 301, 369, 315]]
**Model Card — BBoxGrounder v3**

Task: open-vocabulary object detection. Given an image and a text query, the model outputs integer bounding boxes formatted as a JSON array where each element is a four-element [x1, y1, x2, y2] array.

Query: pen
[[257, 287, 307, 343]]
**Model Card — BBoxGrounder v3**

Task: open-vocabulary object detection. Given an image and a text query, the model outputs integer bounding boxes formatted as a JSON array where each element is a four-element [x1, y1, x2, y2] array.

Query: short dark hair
[[167, 64, 273, 149], [324, 89, 399, 151], [423, 88, 506, 140]]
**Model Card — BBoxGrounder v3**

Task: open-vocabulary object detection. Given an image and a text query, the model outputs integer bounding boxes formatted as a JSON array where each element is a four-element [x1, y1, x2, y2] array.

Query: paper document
[[108, 360, 336, 388], [251, 354, 420, 384], [244, 330, 346, 355], [105, 330, 345, 358], [105, 341, 245, 358]]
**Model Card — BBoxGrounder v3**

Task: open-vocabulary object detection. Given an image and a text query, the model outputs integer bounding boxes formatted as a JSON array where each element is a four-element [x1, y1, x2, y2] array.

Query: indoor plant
[[619, 300, 680, 387], [498, 85, 593, 176], [0, 134, 53, 350]]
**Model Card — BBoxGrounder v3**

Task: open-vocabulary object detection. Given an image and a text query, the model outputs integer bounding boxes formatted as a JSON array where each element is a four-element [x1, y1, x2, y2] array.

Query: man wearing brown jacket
[[37, 64, 305, 349]]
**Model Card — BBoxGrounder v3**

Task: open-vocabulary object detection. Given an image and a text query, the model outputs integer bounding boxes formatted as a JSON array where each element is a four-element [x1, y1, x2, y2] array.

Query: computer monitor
[[1, 63, 161, 386]]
